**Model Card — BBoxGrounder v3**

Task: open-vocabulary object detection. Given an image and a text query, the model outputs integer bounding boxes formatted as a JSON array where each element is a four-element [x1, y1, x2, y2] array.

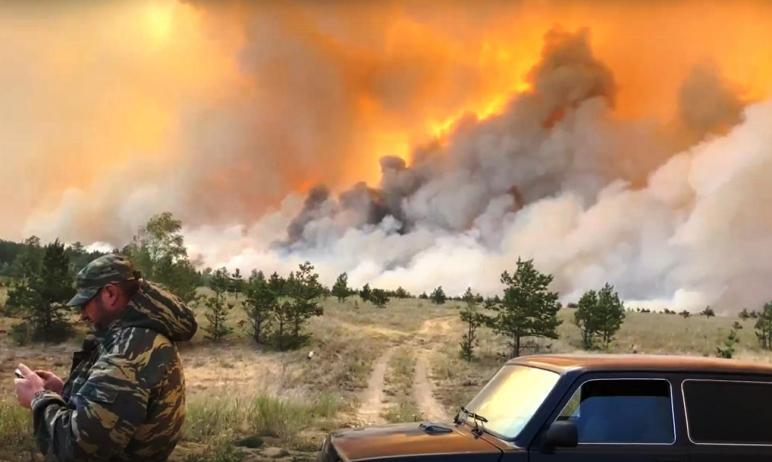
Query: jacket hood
[[328, 422, 502, 461], [118, 280, 198, 341]]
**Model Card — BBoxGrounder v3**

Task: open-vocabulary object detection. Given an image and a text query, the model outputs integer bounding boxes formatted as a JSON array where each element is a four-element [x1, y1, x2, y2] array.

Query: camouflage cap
[[66, 254, 140, 307]]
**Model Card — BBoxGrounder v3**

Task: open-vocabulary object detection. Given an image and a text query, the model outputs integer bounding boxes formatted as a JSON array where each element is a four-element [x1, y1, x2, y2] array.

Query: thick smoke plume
[[189, 29, 771, 313], [4, 2, 772, 312]]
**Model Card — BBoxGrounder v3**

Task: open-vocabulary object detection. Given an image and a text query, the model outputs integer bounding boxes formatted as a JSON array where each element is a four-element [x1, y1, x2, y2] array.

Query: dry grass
[[2, 291, 772, 461], [290, 315, 390, 395], [323, 296, 459, 333], [554, 309, 772, 359], [382, 346, 421, 423], [0, 398, 36, 461], [183, 389, 342, 452]]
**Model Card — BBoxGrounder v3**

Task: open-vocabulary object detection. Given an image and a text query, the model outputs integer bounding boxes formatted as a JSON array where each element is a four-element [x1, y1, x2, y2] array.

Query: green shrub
[[9, 322, 31, 346]]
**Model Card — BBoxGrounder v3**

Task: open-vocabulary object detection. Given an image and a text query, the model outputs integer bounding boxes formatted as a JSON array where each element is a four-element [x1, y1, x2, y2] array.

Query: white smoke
[[188, 99, 772, 313], [184, 30, 771, 313], [12, 15, 767, 313]]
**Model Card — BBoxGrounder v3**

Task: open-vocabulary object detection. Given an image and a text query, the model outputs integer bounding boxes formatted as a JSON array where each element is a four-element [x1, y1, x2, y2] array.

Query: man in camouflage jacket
[[14, 254, 198, 461]]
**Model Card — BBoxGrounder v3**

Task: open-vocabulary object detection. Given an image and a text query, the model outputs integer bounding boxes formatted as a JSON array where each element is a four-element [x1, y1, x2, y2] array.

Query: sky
[[2, 0, 772, 310]]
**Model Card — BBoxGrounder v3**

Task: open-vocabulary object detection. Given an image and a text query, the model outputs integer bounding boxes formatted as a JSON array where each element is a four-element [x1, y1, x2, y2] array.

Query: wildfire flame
[[2, 0, 772, 239]]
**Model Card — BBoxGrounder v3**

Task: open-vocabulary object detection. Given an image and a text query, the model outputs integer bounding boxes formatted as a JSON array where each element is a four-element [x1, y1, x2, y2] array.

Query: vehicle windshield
[[462, 365, 560, 440]]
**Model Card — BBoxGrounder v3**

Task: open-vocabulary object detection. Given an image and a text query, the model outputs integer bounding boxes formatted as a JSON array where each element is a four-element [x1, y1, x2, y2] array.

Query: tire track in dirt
[[413, 350, 448, 422], [356, 347, 395, 425], [411, 316, 455, 422], [355, 315, 455, 425]]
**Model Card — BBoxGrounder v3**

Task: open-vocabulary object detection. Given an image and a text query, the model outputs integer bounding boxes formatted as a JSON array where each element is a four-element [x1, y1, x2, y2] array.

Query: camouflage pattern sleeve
[[31, 327, 173, 461]]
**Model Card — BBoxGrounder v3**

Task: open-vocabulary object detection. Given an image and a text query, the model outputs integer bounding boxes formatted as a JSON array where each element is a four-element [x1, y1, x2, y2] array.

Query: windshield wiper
[[458, 406, 488, 436]]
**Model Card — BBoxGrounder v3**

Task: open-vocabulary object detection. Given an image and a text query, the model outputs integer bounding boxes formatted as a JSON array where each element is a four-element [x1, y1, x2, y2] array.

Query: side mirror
[[542, 421, 578, 453]]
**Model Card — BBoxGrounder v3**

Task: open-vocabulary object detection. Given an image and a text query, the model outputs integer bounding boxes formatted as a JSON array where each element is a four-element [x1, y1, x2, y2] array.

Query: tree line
[[200, 262, 325, 351], [453, 260, 772, 361], [3, 212, 772, 358], [0, 213, 204, 343]]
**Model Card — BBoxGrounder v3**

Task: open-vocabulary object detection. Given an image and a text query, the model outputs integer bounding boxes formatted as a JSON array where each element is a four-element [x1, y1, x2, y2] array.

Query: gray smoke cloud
[[287, 29, 623, 238], [184, 28, 771, 313], [678, 62, 745, 137], [11, 5, 767, 313]]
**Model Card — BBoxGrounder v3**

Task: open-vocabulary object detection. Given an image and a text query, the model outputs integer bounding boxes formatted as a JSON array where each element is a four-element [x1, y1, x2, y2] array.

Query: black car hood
[[330, 422, 502, 461]]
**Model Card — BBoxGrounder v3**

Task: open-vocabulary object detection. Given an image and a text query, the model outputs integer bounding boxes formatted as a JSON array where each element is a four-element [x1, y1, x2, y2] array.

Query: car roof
[[507, 354, 772, 376]]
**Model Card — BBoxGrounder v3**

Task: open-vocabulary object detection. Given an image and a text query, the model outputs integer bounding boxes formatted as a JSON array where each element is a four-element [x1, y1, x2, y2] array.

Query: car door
[[682, 377, 772, 462], [529, 375, 689, 462]]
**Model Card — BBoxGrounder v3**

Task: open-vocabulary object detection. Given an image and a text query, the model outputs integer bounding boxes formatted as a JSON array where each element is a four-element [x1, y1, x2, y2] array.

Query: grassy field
[[1, 291, 771, 461]]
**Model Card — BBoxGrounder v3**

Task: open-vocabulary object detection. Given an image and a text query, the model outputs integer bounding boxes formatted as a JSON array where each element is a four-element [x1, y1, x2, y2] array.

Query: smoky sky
[[3, 1, 772, 311]]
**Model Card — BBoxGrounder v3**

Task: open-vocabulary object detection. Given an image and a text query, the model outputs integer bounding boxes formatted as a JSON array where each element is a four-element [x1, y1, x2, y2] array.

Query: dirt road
[[413, 350, 448, 421], [356, 347, 395, 425], [355, 315, 454, 424]]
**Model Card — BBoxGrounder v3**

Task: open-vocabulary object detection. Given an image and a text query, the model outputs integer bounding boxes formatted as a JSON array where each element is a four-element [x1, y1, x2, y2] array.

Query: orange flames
[[287, 0, 772, 185], [3, 0, 772, 240]]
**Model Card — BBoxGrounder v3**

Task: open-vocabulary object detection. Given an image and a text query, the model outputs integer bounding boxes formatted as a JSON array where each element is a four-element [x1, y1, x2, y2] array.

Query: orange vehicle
[[319, 354, 772, 462]]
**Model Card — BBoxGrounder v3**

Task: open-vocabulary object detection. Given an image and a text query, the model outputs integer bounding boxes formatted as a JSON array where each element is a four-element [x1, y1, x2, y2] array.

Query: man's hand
[[14, 363, 45, 408], [35, 369, 65, 395]]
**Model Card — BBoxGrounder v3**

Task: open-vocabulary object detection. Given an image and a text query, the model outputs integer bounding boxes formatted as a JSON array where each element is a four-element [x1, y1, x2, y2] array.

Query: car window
[[464, 365, 560, 440], [556, 379, 675, 444], [683, 379, 772, 445]]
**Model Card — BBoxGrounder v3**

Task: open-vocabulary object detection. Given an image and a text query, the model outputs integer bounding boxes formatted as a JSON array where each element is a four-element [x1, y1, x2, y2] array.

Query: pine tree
[[203, 293, 232, 342], [755, 302, 772, 350], [360, 283, 372, 303], [5, 236, 43, 316], [7, 240, 75, 342], [575, 284, 625, 349], [394, 287, 410, 299], [244, 270, 275, 344], [489, 258, 561, 358], [717, 328, 740, 359], [284, 262, 324, 347], [332, 272, 350, 302], [202, 268, 233, 342], [370, 288, 389, 308], [230, 268, 245, 295], [273, 301, 293, 351], [459, 288, 485, 361], [268, 272, 285, 294], [575, 290, 599, 349], [430, 286, 446, 305], [209, 267, 232, 295], [12, 236, 43, 277], [597, 284, 625, 347], [701, 306, 716, 318]]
